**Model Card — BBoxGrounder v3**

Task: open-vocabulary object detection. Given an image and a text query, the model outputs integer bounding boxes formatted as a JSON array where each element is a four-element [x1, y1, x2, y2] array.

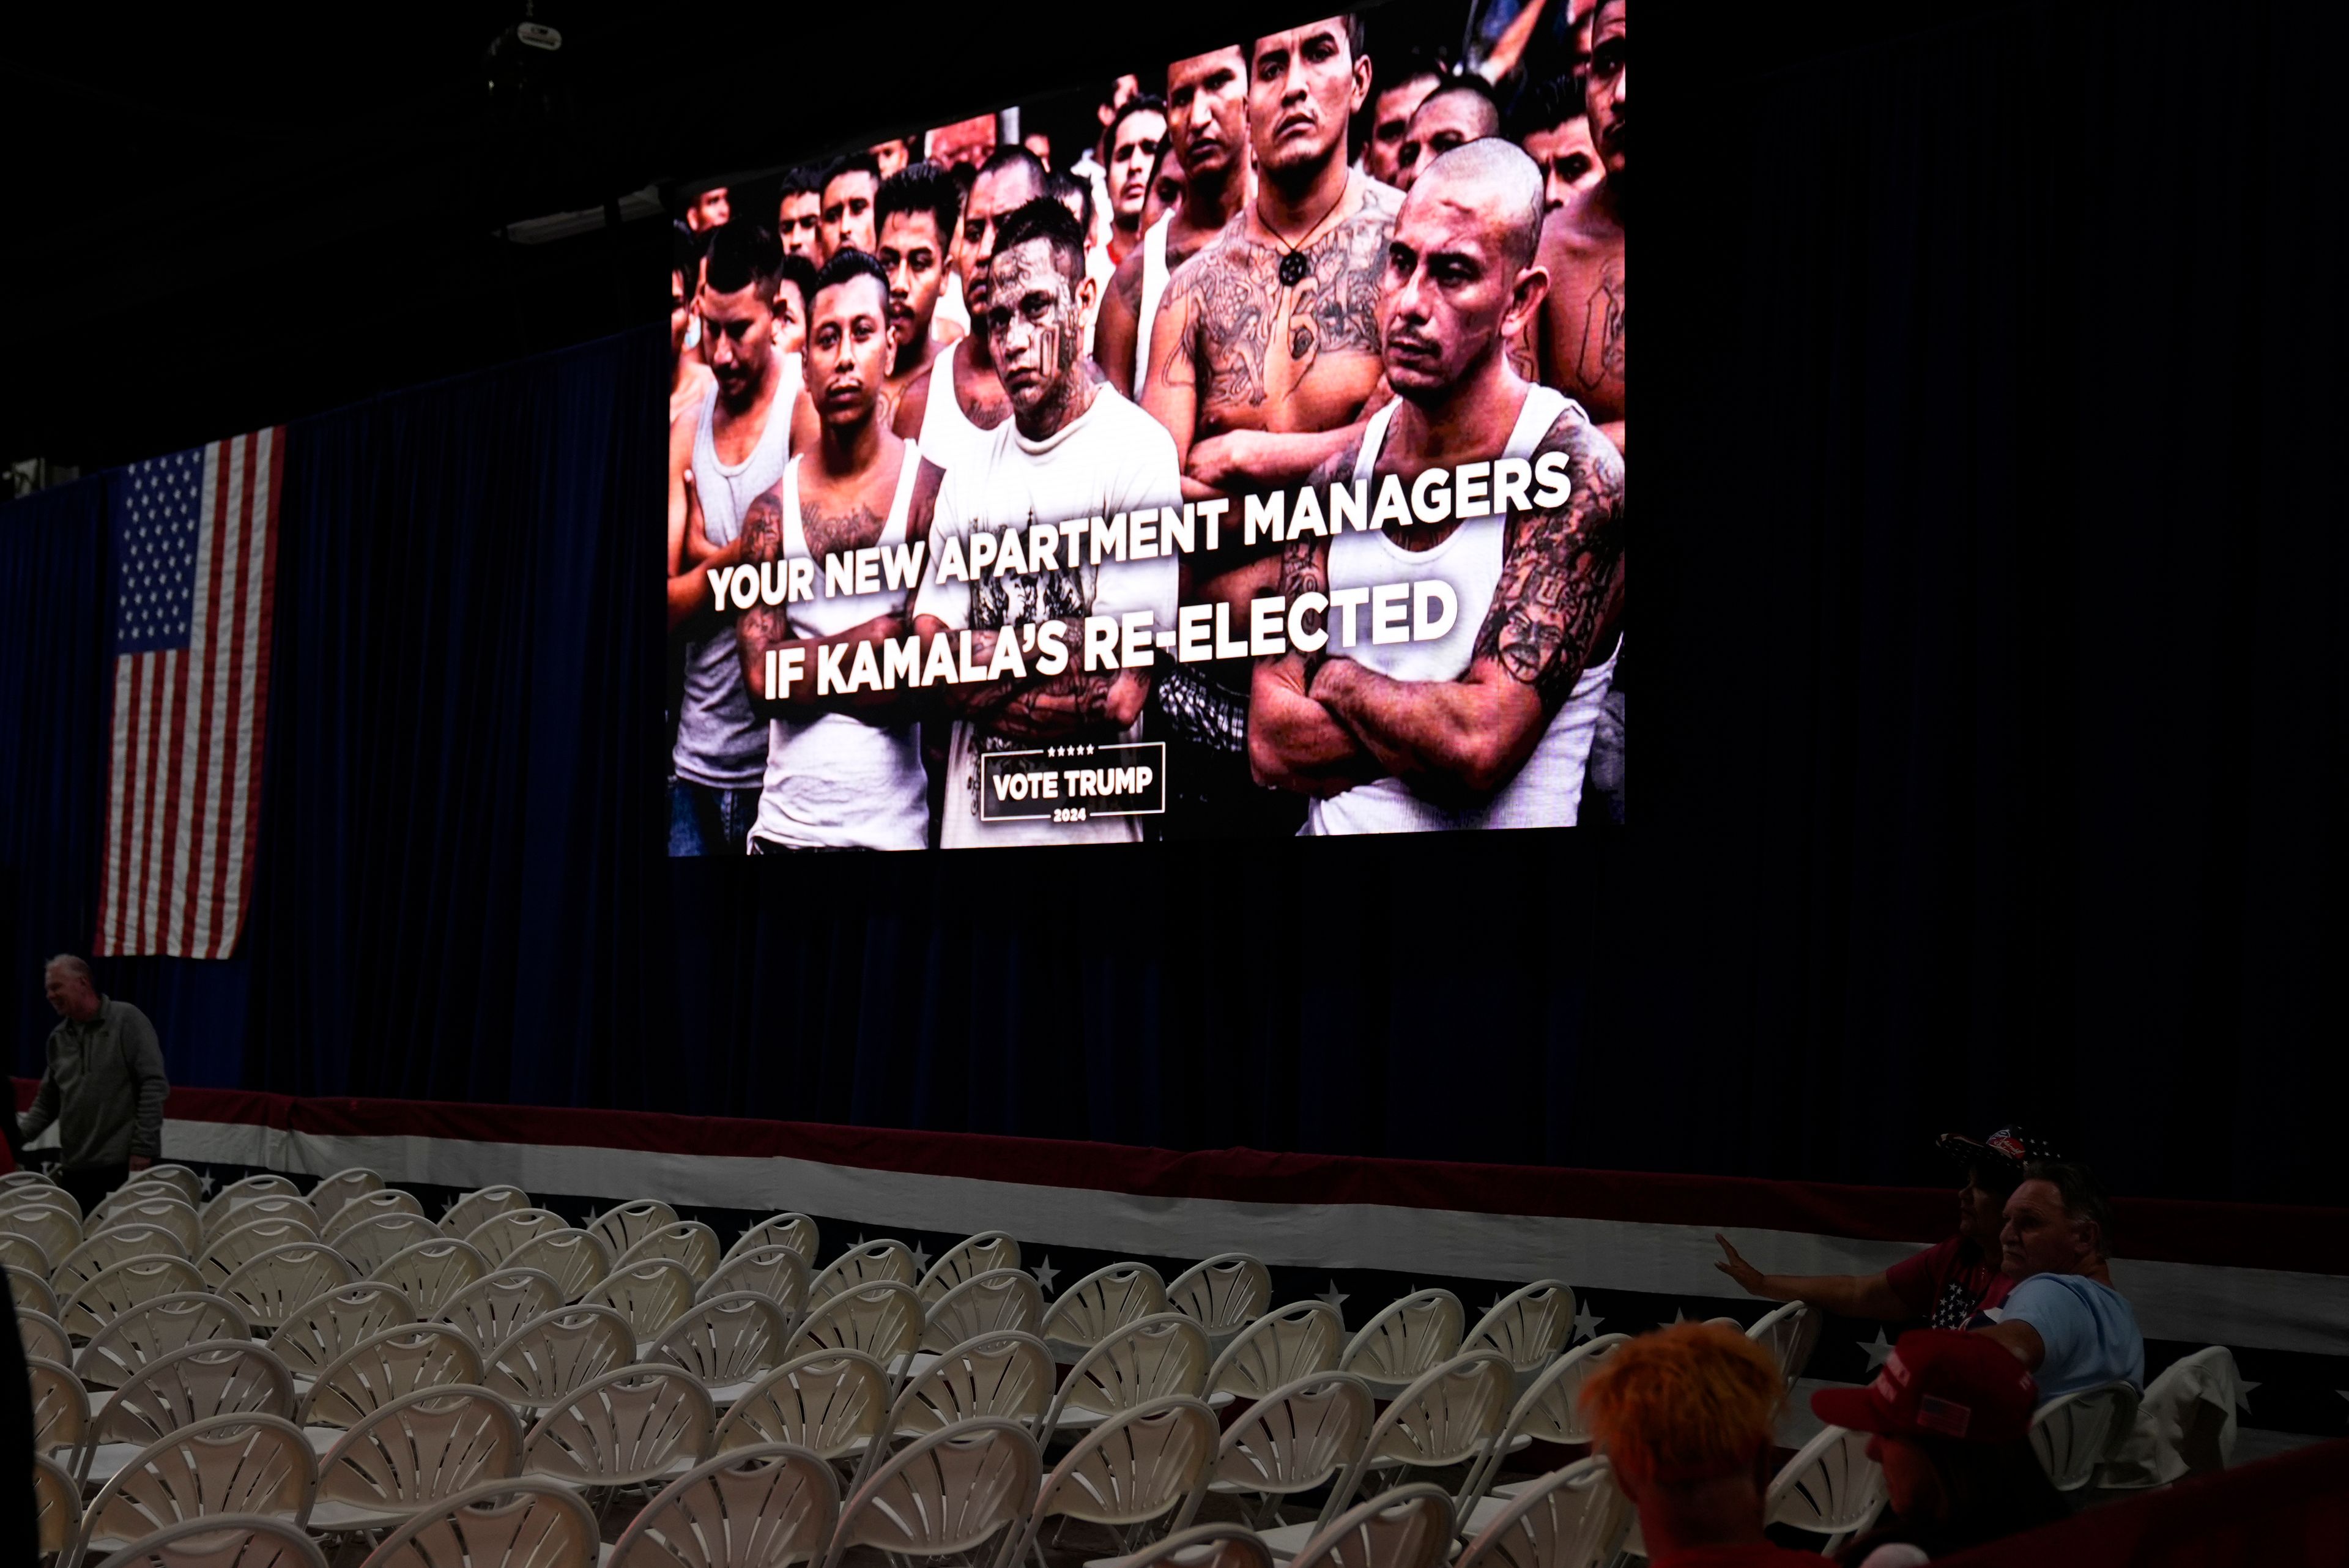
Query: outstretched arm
[[1713, 1235, 1910, 1321]]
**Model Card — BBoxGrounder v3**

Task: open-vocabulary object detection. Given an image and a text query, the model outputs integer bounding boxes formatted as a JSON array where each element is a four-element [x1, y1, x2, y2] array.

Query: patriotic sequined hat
[[1935, 1125, 2064, 1176], [1812, 1329, 2039, 1444]]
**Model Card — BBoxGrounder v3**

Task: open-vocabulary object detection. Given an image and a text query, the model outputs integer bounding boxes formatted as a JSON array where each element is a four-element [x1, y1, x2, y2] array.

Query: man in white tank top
[[896, 150, 1045, 472], [1249, 141, 1625, 833], [735, 253, 939, 852], [1095, 44, 1252, 401]]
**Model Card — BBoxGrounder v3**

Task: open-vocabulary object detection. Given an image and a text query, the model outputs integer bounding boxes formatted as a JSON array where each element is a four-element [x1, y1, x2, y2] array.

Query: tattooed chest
[[799, 501, 886, 562], [1193, 215, 1389, 420]]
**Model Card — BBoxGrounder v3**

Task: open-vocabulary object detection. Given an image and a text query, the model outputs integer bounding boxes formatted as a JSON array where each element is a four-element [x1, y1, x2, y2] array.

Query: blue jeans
[[668, 779, 761, 856]]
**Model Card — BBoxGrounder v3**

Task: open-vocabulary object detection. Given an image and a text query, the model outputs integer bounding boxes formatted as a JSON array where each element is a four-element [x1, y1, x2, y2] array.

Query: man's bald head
[[1408, 139, 1546, 271]]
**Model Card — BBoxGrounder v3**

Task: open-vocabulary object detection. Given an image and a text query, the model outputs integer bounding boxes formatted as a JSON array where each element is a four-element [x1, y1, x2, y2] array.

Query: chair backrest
[[1455, 1459, 1630, 1568], [2030, 1381, 2142, 1492], [1764, 1424, 1886, 1551], [218, 1242, 357, 1330], [1040, 1261, 1168, 1352], [466, 1208, 571, 1266], [608, 1442, 839, 1568], [786, 1280, 919, 1367], [436, 1267, 566, 1351], [58, 1223, 194, 1290], [1111, 1523, 1275, 1568], [94, 1195, 202, 1251], [818, 1417, 1041, 1568], [370, 1238, 489, 1316], [915, 1232, 1021, 1304], [1461, 1336, 1631, 1504], [523, 1362, 716, 1485], [336, 1213, 446, 1276], [1016, 1395, 1220, 1561], [505, 1228, 614, 1304], [1463, 1283, 1576, 1380], [315, 1385, 525, 1516], [1045, 1313, 1214, 1445], [1745, 1301, 1821, 1384], [95, 1178, 188, 1211], [73, 1413, 316, 1559], [9, 1260, 62, 1320], [1208, 1303, 1347, 1402], [139, 1165, 204, 1205], [80, 1293, 256, 1389], [62, 1254, 209, 1337], [201, 1195, 313, 1247], [324, 1189, 428, 1241], [590, 1199, 680, 1260], [0, 1228, 51, 1275], [305, 1169, 386, 1227], [728, 1214, 819, 1267], [1286, 1484, 1455, 1568], [590, 1257, 700, 1343], [87, 1340, 297, 1463], [2, 1198, 83, 1263], [1166, 1255, 1273, 1340], [886, 1331, 1056, 1440], [920, 1266, 1042, 1351], [29, 1354, 89, 1460], [354, 1476, 599, 1568], [655, 1291, 795, 1388], [1339, 1291, 1465, 1388], [808, 1238, 918, 1307], [1352, 1351, 1515, 1515], [617, 1221, 724, 1284], [484, 1305, 638, 1408], [34, 1451, 81, 1557], [714, 1349, 891, 1463], [440, 1185, 532, 1240], [265, 1282, 418, 1377], [19, 1304, 72, 1364], [300, 1323, 486, 1427], [89, 1512, 328, 1568], [208, 1173, 302, 1211], [1213, 1370, 1375, 1501], [699, 1244, 811, 1313], [197, 1216, 321, 1285]]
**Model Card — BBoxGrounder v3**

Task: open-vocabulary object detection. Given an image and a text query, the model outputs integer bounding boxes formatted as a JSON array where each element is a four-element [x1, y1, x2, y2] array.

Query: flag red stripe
[[196, 439, 238, 957], [228, 430, 283, 955], [119, 654, 152, 953], [175, 444, 228, 956], [209, 435, 255, 960], [101, 657, 141, 954], [158, 630, 193, 956], [146, 654, 184, 950]]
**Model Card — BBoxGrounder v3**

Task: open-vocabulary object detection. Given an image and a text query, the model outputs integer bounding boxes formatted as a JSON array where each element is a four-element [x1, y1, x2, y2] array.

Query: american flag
[[96, 428, 283, 959]]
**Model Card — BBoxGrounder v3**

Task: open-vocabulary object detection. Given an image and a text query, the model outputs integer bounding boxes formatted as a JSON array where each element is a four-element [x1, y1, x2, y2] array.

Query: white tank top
[[751, 440, 929, 850], [1306, 385, 1620, 834], [916, 338, 992, 477], [676, 366, 795, 787], [1133, 215, 1172, 395]]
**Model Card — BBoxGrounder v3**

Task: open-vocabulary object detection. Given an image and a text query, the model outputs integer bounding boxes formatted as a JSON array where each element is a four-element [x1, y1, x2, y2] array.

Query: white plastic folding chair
[[336, 1213, 446, 1277], [815, 1417, 1041, 1568], [1461, 1284, 1575, 1393], [2030, 1381, 2142, 1492], [1, 1228, 51, 1276], [437, 1267, 566, 1353], [885, 1331, 1056, 1444], [207, 1173, 302, 1214], [654, 1291, 795, 1403], [267, 1282, 418, 1381], [785, 1279, 921, 1377], [440, 1186, 532, 1241], [921, 1267, 1044, 1353], [310, 1386, 527, 1534], [305, 1169, 387, 1229], [78, 1340, 299, 1485], [86, 1198, 202, 1254], [1044, 1315, 1214, 1447], [324, 1189, 428, 1241], [593, 1257, 700, 1347], [1286, 1485, 1453, 1568], [89, 1513, 328, 1568], [201, 1195, 313, 1249], [371, 1238, 489, 1316], [29, 1353, 89, 1464], [727, 1214, 818, 1268], [1104, 1523, 1275, 1568], [713, 1349, 891, 1474], [10, 1261, 62, 1320], [20, 1304, 72, 1364], [486, 1306, 639, 1415], [81, 1294, 257, 1399], [1455, 1337, 1631, 1536], [1337, 1292, 1464, 1400], [606, 1441, 841, 1568], [73, 1413, 317, 1560], [1012, 1395, 1221, 1568], [590, 1200, 681, 1261], [1763, 1425, 1886, 1555], [522, 1363, 716, 1489], [467, 1208, 572, 1268], [505, 1229, 614, 1304], [220, 1243, 357, 1332], [1042, 1263, 1168, 1361], [139, 1166, 204, 1206], [1165, 1256, 1273, 1354], [57, 1224, 193, 1290], [196, 1216, 321, 1286], [1744, 1301, 1821, 1384], [34, 1451, 81, 1563], [1206, 1305, 1348, 1407], [699, 1244, 811, 1314], [1209, 1372, 1374, 1529], [94, 1187, 199, 1232], [807, 1239, 918, 1309], [915, 1232, 1022, 1305], [1453, 1460, 1628, 1568], [300, 1323, 486, 1441], [617, 1222, 724, 1285], [352, 1474, 598, 1568], [62, 1254, 209, 1339], [2, 1198, 84, 1263]]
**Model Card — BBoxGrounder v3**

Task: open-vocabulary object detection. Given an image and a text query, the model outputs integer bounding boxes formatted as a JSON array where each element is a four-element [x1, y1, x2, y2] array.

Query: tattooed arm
[[1094, 245, 1148, 400], [910, 615, 1151, 740], [1247, 445, 1382, 796], [734, 488, 914, 722], [666, 407, 747, 633], [1310, 411, 1624, 801], [1140, 260, 1206, 477]]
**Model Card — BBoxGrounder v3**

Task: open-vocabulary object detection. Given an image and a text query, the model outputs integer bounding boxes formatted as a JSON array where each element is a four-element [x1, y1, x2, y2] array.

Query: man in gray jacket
[[18, 954, 169, 1213]]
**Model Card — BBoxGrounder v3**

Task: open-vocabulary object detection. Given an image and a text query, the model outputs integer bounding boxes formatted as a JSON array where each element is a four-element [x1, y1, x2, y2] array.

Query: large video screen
[[663, 0, 1624, 853]]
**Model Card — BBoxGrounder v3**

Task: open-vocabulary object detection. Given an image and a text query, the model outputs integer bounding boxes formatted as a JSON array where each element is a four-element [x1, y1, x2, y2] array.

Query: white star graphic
[[1570, 1302, 1604, 1342], [1317, 1280, 1349, 1316], [910, 1243, 931, 1274], [196, 1172, 216, 1197], [1861, 1331, 1896, 1372], [1671, 1309, 1689, 1326], [2236, 1380, 2258, 1415], [442, 1196, 461, 1217], [1031, 1256, 1059, 1293]]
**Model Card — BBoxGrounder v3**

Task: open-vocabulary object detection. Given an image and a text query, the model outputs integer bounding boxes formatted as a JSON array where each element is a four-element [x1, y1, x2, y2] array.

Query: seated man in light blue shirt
[[1973, 1160, 2145, 1397]]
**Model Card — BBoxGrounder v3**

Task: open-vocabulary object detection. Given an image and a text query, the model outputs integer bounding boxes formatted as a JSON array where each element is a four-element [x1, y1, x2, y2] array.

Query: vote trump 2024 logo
[[980, 743, 1167, 825]]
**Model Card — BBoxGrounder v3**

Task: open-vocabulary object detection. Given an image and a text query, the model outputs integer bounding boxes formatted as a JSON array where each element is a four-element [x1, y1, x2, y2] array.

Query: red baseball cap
[[1811, 1330, 2039, 1443]]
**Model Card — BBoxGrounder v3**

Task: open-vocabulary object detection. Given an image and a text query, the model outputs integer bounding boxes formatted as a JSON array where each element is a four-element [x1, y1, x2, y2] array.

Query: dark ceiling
[[1, 0, 2006, 475]]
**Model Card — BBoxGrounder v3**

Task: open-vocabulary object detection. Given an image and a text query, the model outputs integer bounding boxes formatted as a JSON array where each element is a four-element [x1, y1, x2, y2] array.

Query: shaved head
[[1408, 139, 1546, 271]]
